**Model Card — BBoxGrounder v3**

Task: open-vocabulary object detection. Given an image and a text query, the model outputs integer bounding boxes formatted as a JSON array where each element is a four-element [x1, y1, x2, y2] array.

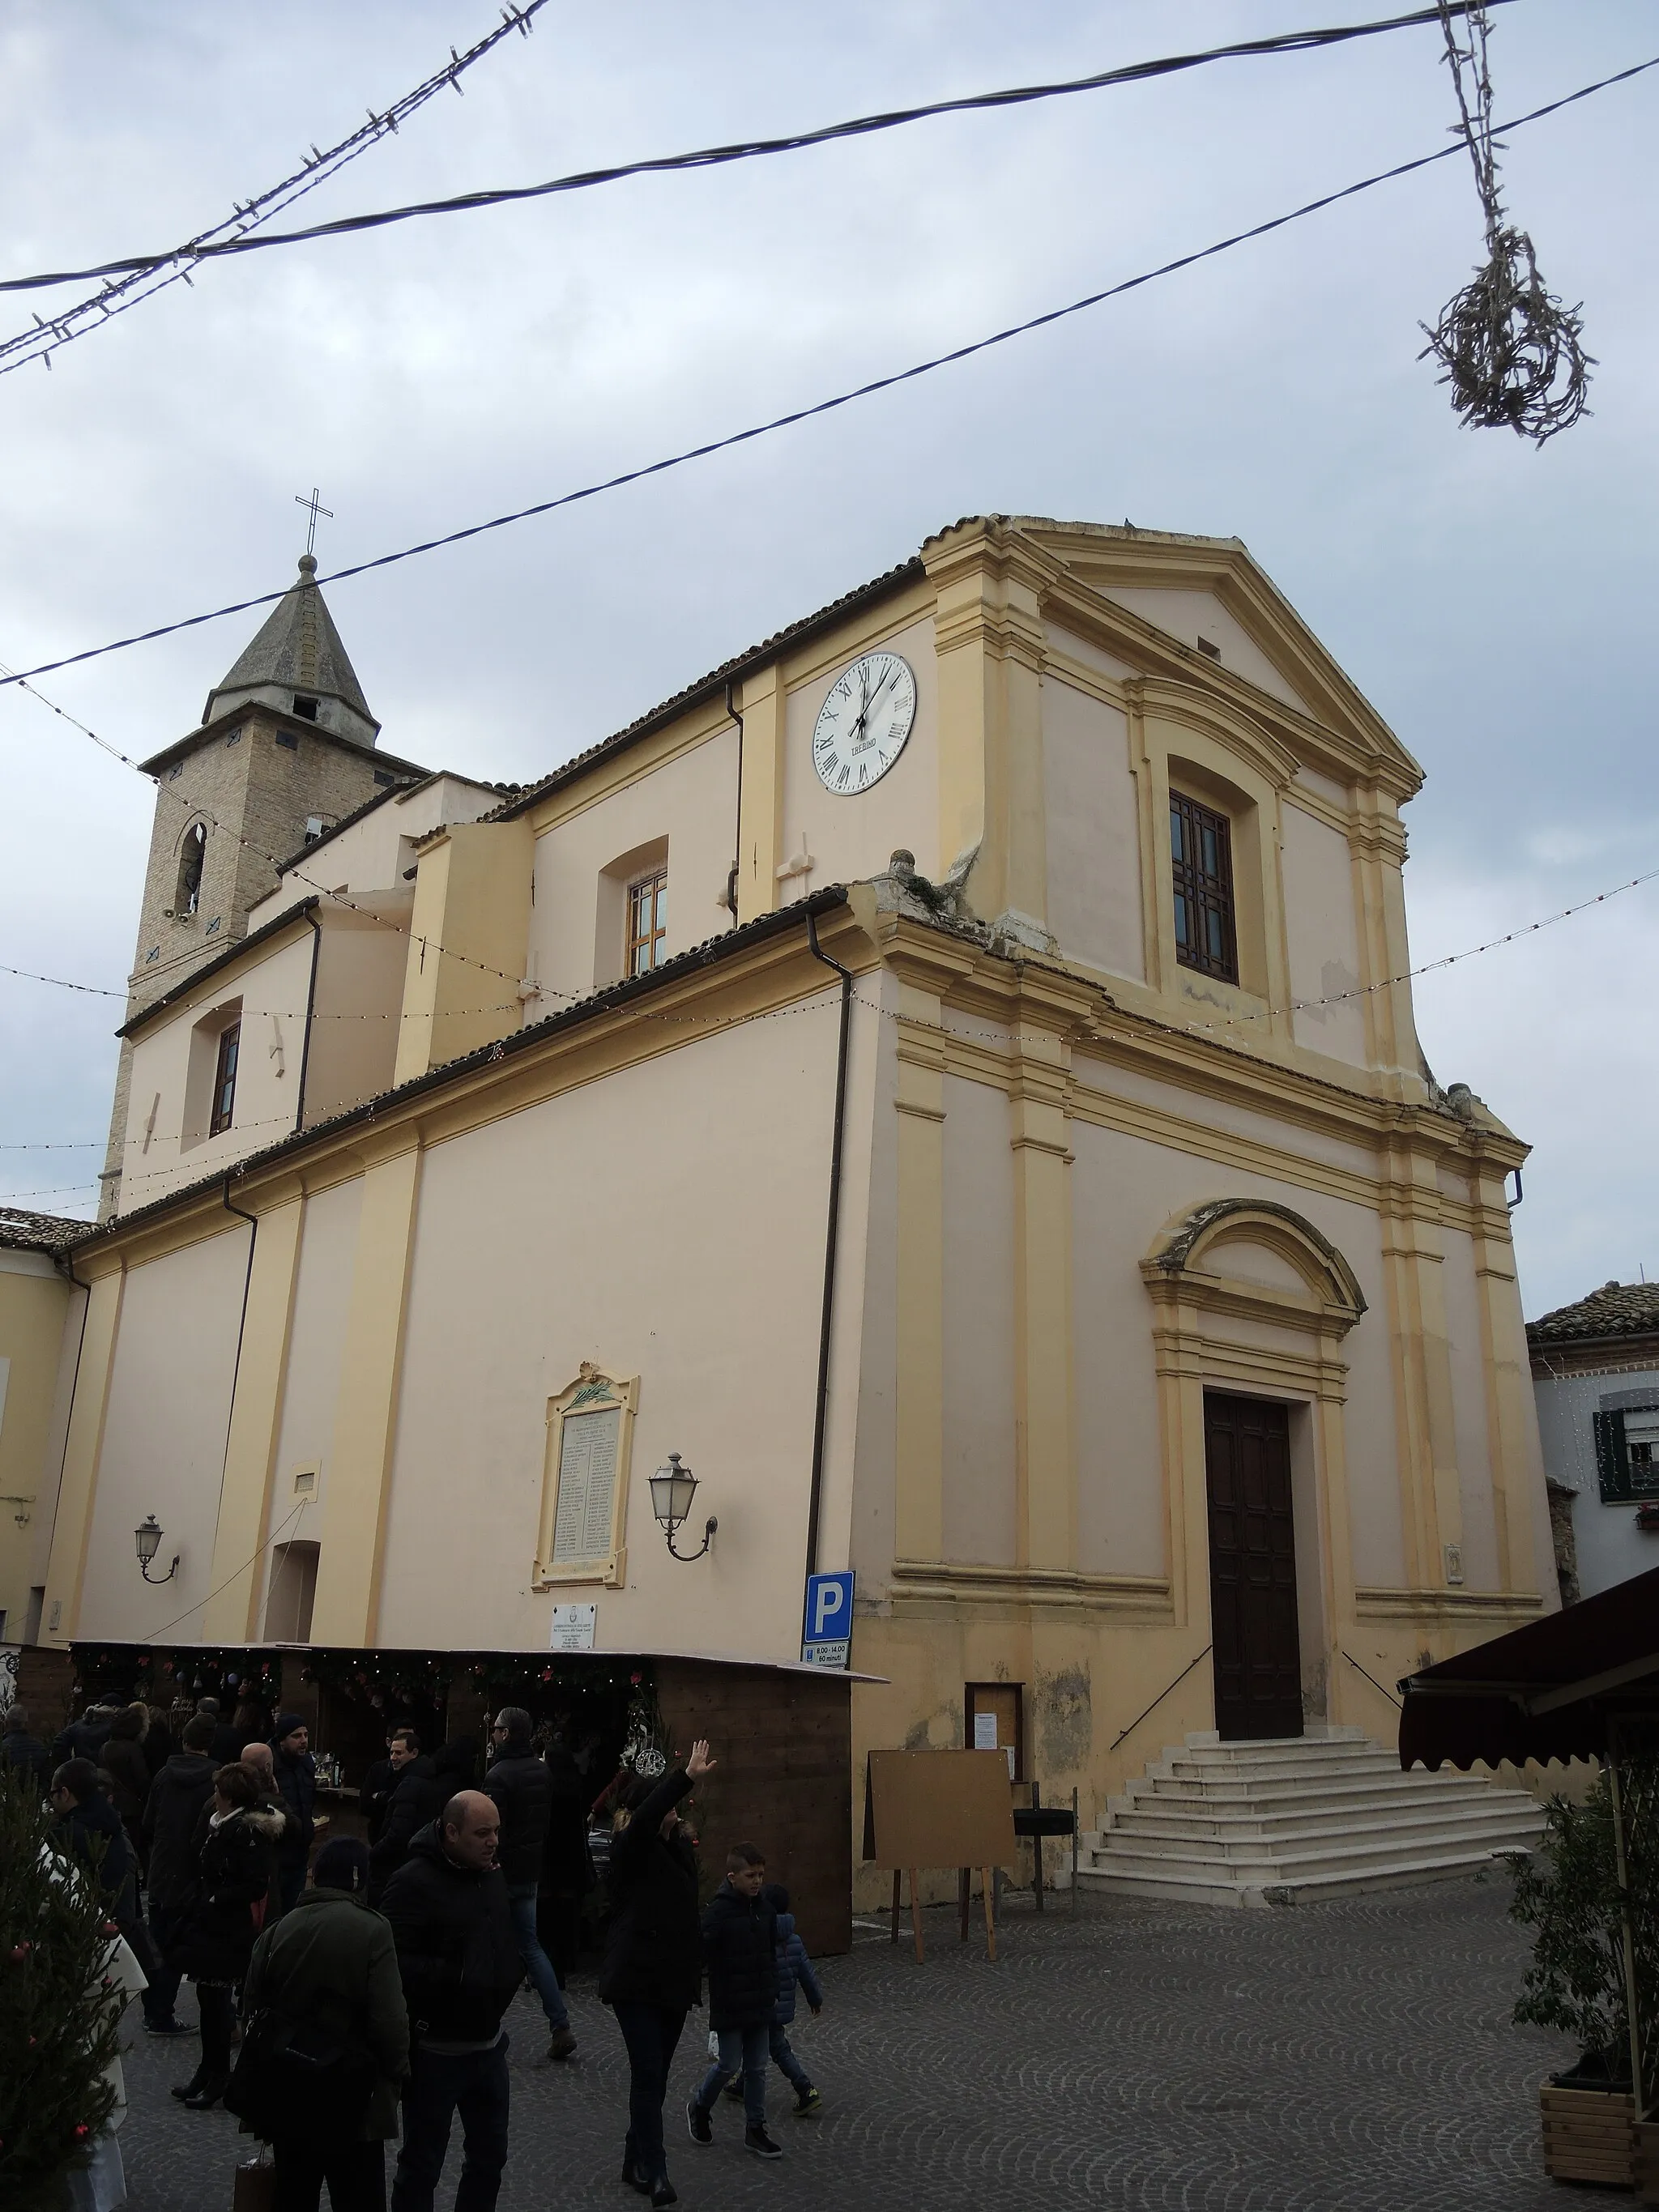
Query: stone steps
[[1077, 1728, 1543, 1908]]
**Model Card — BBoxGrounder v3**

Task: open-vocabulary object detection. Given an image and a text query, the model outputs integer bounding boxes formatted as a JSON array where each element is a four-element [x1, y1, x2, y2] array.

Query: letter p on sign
[[801, 1571, 855, 1669]]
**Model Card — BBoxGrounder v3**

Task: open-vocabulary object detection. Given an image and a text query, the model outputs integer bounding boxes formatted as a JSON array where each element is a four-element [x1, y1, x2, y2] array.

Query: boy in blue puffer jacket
[[727, 1882, 825, 2115]]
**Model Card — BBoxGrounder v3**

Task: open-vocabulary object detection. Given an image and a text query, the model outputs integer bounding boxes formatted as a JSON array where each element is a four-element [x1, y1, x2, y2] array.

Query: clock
[[812, 651, 916, 794]]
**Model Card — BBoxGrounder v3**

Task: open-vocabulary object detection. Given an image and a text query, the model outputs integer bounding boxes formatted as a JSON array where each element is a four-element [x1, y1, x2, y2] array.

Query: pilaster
[[1377, 1136, 1463, 1589], [309, 1136, 423, 1646], [733, 667, 784, 923], [1009, 1006, 1077, 1574], [200, 1187, 305, 1643], [1469, 1158, 1541, 1596], [892, 984, 946, 1564]]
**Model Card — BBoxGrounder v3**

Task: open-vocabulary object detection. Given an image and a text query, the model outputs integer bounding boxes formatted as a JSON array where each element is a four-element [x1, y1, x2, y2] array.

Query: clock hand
[[849, 667, 897, 750]]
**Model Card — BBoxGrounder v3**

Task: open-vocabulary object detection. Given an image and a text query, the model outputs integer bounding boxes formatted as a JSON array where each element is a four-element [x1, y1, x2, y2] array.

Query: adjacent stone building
[[1529, 1280, 1659, 1601]]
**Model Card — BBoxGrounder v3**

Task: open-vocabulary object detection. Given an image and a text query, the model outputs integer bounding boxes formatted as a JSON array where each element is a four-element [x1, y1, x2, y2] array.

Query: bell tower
[[98, 553, 428, 1217]]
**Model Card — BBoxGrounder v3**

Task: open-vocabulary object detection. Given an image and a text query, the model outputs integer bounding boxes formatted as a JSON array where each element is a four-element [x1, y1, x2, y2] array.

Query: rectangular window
[[1170, 791, 1239, 982], [626, 868, 668, 976], [209, 1021, 240, 1136]]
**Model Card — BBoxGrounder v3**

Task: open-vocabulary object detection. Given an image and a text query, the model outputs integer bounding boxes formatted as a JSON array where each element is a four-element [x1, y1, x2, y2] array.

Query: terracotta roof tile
[[1527, 1281, 1659, 1345]]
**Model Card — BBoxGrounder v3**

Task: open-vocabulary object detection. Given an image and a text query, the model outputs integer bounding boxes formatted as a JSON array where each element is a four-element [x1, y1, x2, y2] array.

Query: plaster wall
[[1073, 1053, 1377, 1183], [1534, 1364, 1659, 1596], [1041, 680, 1145, 983], [303, 910, 412, 1124], [1281, 803, 1369, 1068], [1097, 588, 1311, 714], [374, 984, 844, 1659], [120, 929, 316, 1210], [1044, 625, 1136, 684], [846, 985, 902, 1594], [781, 616, 940, 891], [77, 1226, 249, 1643], [940, 1075, 1017, 1566], [0, 1252, 71, 1637], [248, 774, 499, 927], [254, 1177, 365, 1627], [525, 725, 739, 1008]]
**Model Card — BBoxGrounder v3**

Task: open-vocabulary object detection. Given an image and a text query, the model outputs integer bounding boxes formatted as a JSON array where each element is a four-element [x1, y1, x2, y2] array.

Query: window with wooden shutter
[[208, 1021, 241, 1136], [1170, 791, 1239, 982]]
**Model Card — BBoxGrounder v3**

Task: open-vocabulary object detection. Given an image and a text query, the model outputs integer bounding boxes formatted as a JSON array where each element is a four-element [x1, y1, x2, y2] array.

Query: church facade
[[19, 514, 1554, 1914]]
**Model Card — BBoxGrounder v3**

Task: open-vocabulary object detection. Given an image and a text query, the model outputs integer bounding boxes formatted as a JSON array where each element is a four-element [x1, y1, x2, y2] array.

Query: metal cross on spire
[[293, 485, 334, 556]]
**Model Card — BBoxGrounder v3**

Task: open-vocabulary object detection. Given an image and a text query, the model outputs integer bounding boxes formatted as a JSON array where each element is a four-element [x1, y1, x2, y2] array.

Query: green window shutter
[[1594, 1409, 1632, 1502]]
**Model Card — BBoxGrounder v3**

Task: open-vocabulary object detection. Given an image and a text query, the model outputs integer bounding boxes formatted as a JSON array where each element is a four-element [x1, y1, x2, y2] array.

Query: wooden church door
[[1204, 1392, 1303, 1741]]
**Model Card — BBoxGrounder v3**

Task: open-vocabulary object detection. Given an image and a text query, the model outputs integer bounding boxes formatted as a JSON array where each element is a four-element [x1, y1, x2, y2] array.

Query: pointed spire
[[203, 553, 379, 746]]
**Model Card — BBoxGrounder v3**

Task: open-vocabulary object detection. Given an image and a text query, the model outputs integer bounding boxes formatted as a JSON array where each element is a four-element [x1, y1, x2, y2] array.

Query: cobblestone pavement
[[118, 1873, 1601, 2212]]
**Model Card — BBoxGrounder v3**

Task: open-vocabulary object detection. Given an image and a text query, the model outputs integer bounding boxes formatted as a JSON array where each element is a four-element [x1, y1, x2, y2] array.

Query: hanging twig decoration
[[1419, 2, 1593, 444]]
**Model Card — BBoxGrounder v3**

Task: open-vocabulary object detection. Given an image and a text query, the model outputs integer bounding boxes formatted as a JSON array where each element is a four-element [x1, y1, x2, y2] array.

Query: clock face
[[812, 651, 917, 795]]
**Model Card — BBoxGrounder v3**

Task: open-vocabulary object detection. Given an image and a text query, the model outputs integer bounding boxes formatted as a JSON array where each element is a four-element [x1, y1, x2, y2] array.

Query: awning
[[1398, 1562, 1659, 1770]]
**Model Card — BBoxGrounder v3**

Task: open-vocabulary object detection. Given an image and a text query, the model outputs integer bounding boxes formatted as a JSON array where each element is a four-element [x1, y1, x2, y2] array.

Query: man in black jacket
[[50, 1759, 178, 2037], [1, 1706, 53, 1792], [142, 1713, 220, 2035], [368, 1736, 440, 1903], [51, 1698, 121, 1768], [485, 1707, 574, 2062], [382, 1792, 522, 2212], [687, 1843, 783, 2159]]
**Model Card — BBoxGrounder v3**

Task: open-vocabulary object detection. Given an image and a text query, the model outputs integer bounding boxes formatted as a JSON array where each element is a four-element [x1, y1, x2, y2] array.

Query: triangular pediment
[[1009, 515, 1420, 795]]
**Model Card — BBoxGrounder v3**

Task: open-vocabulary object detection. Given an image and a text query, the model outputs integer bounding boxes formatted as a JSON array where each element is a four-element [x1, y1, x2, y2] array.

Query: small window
[[626, 868, 668, 977], [224, 726, 243, 747], [1196, 635, 1222, 661], [291, 695, 320, 722], [275, 729, 299, 752], [1171, 791, 1238, 983], [174, 820, 207, 915], [209, 1021, 241, 1136], [373, 770, 395, 789]]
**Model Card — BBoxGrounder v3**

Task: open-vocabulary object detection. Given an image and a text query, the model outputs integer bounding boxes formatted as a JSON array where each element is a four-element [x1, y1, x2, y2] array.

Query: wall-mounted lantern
[[649, 1452, 716, 1562], [135, 1515, 179, 1585]]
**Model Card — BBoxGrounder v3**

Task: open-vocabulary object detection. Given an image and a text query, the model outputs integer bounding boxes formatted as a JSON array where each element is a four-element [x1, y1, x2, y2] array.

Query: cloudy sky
[[1, 0, 1653, 1315]]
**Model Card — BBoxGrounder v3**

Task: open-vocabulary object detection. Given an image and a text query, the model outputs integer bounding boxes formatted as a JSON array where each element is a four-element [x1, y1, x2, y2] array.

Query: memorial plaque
[[552, 1404, 621, 1563]]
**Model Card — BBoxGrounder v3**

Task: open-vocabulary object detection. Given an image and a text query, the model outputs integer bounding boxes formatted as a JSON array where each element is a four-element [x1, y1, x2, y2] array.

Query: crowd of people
[[3, 1691, 828, 2212]]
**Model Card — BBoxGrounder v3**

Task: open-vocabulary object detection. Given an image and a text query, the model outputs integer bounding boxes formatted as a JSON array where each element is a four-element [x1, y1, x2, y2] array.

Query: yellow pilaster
[[309, 1137, 422, 1647], [1378, 1139, 1462, 1588], [1009, 1011, 1077, 1573], [1469, 1161, 1541, 1596], [922, 520, 1054, 921], [201, 1189, 305, 1643], [41, 1265, 125, 1646], [893, 987, 945, 1563], [734, 667, 783, 923]]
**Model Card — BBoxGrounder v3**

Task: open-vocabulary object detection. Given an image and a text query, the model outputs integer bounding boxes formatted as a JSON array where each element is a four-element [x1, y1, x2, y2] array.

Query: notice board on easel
[[862, 1749, 1017, 1960], [863, 1749, 1017, 1870]]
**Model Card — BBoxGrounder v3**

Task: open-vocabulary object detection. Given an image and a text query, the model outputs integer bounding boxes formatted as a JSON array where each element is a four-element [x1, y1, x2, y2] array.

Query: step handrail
[[1341, 1647, 1403, 1710], [1109, 1643, 1212, 1754]]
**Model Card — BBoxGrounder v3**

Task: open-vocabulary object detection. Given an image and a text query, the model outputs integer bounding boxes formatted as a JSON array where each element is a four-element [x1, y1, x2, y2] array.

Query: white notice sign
[[551, 1405, 621, 1563], [549, 1602, 596, 1652], [972, 1712, 998, 1752]]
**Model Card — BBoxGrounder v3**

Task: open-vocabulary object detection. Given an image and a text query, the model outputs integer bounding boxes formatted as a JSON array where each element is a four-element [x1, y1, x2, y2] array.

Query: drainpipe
[[724, 680, 744, 927], [804, 909, 854, 1581], [296, 910, 322, 1130], [44, 1239, 95, 1634], [214, 1178, 262, 1594]]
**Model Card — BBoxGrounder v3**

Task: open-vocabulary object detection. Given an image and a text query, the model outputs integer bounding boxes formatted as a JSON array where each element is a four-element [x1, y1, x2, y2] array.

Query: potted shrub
[[1511, 1775, 1641, 2187]]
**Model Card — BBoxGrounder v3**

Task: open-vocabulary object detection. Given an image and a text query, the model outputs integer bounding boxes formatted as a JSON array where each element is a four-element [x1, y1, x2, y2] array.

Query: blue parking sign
[[801, 1570, 855, 1669]]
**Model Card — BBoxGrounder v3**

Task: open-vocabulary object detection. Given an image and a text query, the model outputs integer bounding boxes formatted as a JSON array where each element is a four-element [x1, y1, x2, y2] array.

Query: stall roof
[[1399, 1564, 1659, 1770]]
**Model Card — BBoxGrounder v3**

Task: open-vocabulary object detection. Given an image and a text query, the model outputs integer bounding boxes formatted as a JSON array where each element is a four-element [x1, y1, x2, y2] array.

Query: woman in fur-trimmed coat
[[168, 1762, 284, 2110]]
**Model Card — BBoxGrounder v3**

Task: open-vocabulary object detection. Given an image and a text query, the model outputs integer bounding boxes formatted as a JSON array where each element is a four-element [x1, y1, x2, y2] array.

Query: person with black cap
[[269, 1714, 326, 1914], [233, 1835, 410, 2212]]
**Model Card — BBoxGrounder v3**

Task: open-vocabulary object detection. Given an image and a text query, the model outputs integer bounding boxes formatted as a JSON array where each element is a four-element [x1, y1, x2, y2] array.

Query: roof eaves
[[77, 886, 852, 1251], [485, 556, 925, 823], [117, 897, 322, 1039], [139, 707, 432, 782], [0, 1205, 92, 1255]]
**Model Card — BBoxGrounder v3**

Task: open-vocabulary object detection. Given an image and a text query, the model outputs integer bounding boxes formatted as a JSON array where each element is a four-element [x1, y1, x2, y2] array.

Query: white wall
[[1042, 679, 1145, 983], [1535, 1365, 1659, 1596], [248, 774, 501, 927]]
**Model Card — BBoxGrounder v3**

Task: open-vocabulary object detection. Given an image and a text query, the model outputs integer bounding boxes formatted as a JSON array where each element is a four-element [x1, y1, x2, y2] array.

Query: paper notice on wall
[[972, 1712, 998, 1752]]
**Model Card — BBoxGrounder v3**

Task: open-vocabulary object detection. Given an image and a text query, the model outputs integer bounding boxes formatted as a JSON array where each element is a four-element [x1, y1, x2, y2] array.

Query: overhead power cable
[[0, 0, 548, 377], [0, 3, 1516, 301], [3, 49, 1654, 700]]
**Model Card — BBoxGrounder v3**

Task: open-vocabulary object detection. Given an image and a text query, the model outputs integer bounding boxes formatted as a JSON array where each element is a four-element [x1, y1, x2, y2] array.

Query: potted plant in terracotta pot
[[1511, 1776, 1639, 2187]]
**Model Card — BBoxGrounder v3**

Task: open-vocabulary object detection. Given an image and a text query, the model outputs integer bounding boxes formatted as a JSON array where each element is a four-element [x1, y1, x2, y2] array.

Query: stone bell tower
[[98, 552, 428, 1218]]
